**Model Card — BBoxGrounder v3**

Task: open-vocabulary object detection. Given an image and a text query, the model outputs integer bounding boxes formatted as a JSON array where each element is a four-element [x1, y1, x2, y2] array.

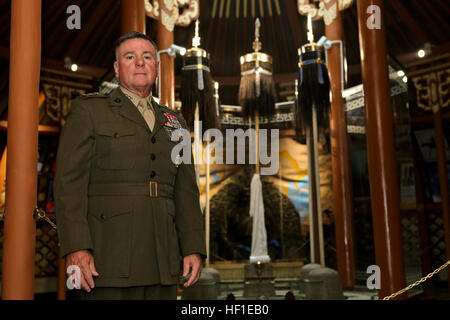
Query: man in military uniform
[[54, 31, 206, 299]]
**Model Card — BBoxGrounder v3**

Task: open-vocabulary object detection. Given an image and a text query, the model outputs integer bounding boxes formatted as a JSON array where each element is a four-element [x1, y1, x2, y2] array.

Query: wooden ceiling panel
[[87, 2, 120, 66], [42, 0, 91, 58], [409, 0, 445, 44], [66, 1, 114, 62], [388, 0, 431, 46], [0, 1, 10, 46], [0, 0, 447, 88], [420, 0, 450, 41]]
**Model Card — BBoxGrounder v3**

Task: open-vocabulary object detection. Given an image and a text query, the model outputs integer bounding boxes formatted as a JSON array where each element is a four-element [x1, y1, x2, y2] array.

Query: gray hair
[[115, 31, 158, 61]]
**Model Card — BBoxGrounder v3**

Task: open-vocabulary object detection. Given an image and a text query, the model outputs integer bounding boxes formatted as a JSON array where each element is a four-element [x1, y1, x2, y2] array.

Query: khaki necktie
[[137, 99, 155, 131]]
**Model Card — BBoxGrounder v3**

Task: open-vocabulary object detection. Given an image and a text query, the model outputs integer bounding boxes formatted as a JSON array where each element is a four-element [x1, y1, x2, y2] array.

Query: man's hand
[[182, 254, 203, 287], [65, 249, 99, 292]]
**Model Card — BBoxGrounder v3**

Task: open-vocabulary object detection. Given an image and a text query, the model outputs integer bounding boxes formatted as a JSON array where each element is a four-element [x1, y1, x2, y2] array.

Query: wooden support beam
[[120, 0, 146, 35], [157, 0, 175, 109], [357, 0, 406, 300], [325, 8, 356, 289], [2, 0, 41, 300]]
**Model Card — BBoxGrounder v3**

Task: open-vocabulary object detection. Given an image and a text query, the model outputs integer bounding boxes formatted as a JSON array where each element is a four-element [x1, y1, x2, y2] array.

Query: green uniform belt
[[87, 182, 174, 199]]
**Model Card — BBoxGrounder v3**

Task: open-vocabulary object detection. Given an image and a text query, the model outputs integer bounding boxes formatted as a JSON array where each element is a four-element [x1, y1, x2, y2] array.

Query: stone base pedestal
[[243, 263, 275, 298], [298, 263, 344, 300]]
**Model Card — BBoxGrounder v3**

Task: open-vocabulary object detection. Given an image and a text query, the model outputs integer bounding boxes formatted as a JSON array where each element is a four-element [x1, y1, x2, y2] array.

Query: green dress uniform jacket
[[54, 88, 206, 287]]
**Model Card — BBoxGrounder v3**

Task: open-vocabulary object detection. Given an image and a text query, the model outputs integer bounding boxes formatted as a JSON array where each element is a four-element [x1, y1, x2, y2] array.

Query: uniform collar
[[119, 86, 152, 108], [109, 87, 165, 136]]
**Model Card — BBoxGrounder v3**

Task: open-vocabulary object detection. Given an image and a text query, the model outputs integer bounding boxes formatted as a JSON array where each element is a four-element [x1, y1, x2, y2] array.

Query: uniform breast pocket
[[95, 122, 136, 170]]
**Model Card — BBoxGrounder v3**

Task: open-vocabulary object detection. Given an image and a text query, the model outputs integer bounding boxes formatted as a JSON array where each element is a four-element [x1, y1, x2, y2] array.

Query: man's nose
[[135, 56, 144, 67]]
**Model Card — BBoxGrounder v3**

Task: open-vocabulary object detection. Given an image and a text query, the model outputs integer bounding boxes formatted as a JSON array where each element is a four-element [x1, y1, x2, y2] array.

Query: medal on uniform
[[163, 112, 182, 140], [163, 113, 182, 129]]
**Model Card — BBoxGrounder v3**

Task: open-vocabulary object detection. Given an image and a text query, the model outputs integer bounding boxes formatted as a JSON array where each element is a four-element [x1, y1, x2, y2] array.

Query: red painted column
[[2, 0, 41, 299], [121, 0, 146, 34], [357, 0, 407, 299], [157, 1, 175, 109], [325, 7, 356, 288]]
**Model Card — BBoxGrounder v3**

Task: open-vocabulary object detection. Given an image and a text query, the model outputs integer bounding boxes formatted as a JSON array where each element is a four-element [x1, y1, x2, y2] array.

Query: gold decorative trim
[[297, 0, 354, 25], [145, 0, 199, 31], [240, 52, 273, 65], [186, 47, 210, 59]]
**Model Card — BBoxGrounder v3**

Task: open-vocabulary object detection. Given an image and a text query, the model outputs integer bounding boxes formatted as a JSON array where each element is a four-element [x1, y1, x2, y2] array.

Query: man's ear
[[113, 61, 119, 79]]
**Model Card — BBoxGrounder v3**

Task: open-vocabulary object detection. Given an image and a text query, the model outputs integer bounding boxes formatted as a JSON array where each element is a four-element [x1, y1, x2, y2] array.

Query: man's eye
[[126, 56, 134, 60], [144, 56, 152, 60]]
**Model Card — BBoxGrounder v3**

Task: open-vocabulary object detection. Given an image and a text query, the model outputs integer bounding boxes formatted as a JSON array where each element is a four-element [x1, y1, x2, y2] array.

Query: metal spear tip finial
[[192, 19, 200, 47], [253, 18, 262, 52], [255, 18, 261, 39]]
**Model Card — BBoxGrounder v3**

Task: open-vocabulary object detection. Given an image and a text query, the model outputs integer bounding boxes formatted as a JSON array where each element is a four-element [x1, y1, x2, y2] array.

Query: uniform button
[[151, 137, 156, 144], [114, 132, 119, 138], [151, 153, 156, 160], [100, 213, 105, 221], [114, 98, 121, 103], [150, 171, 156, 178]]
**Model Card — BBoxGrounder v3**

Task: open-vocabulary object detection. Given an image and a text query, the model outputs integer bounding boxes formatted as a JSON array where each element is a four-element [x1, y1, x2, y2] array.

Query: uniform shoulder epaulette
[[158, 104, 176, 114], [159, 104, 185, 119], [79, 92, 108, 99]]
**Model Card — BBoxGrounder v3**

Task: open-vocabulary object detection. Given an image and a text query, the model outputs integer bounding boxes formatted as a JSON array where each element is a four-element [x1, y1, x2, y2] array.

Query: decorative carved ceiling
[[0, 0, 449, 104]]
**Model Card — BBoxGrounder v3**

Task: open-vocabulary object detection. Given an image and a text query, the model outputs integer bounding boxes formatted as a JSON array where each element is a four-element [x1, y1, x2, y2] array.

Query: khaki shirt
[[120, 86, 155, 131]]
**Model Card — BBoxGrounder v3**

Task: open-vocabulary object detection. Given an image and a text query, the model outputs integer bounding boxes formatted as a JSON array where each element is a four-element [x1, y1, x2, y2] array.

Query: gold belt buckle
[[149, 181, 158, 197]]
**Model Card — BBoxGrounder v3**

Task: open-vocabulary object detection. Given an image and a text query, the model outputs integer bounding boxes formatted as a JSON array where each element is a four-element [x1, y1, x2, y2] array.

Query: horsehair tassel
[[238, 17, 276, 120], [181, 19, 218, 132], [296, 49, 331, 131]]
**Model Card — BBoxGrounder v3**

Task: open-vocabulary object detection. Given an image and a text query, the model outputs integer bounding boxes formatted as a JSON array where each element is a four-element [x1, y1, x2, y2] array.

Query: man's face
[[114, 38, 159, 94]]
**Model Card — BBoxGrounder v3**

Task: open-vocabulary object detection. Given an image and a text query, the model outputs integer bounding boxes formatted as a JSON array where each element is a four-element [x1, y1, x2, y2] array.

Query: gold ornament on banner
[[297, 0, 354, 25], [145, 0, 199, 32]]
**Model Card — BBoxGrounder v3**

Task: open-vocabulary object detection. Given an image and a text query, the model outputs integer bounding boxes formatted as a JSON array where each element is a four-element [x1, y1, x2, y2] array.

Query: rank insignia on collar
[[163, 113, 182, 129]]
